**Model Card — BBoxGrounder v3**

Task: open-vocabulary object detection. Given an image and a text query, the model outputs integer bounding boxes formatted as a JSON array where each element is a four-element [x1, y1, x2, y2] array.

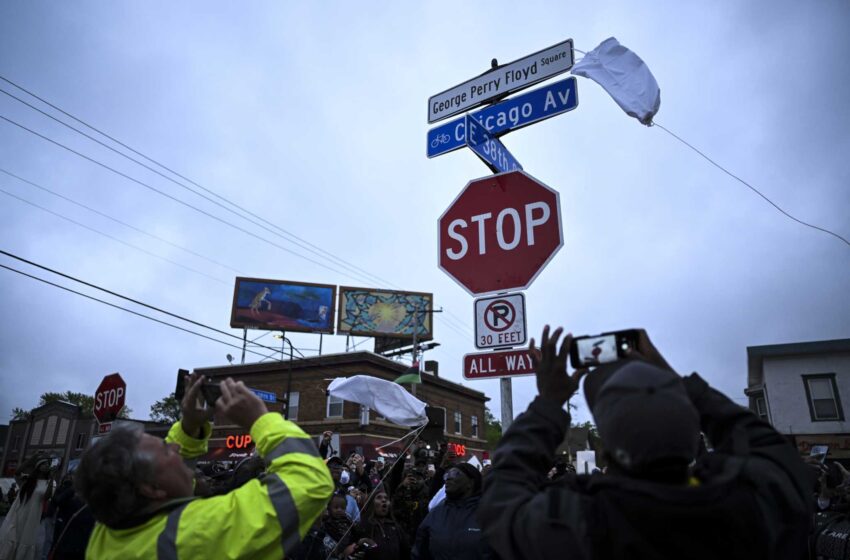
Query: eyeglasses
[[443, 469, 464, 481]]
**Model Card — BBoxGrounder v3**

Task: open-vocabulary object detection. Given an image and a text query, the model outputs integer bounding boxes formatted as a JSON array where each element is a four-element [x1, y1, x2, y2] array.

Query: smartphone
[[200, 381, 222, 407], [570, 330, 640, 369], [175, 369, 190, 401], [810, 445, 829, 464]]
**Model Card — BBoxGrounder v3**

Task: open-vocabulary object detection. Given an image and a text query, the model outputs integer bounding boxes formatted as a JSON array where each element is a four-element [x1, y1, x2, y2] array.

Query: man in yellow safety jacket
[[74, 373, 333, 559]]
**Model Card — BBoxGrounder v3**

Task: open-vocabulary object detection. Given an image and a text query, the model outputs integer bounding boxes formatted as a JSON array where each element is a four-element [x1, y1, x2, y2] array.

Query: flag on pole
[[394, 360, 422, 385]]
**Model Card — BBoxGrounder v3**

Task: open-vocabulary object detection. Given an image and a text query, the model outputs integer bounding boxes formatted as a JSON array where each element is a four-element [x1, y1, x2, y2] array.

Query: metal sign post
[[501, 378, 513, 432]]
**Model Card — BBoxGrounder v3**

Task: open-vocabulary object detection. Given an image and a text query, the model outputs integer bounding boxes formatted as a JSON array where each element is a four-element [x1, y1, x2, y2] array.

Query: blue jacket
[[412, 495, 490, 560]]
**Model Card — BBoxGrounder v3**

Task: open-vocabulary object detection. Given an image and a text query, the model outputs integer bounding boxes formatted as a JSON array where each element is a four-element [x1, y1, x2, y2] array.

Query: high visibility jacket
[[85, 413, 334, 559]]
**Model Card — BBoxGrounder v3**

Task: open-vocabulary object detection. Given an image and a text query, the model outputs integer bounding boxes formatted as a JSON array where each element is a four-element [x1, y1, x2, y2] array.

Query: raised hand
[[529, 325, 587, 407]]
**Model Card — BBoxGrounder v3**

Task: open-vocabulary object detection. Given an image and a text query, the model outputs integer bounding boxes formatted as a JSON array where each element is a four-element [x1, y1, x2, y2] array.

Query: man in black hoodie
[[479, 326, 812, 560], [413, 462, 490, 560]]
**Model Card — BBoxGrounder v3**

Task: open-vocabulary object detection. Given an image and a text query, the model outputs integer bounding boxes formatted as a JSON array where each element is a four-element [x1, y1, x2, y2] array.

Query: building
[[0, 402, 166, 478], [1, 400, 98, 477], [195, 350, 489, 463], [745, 338, 850, 459]]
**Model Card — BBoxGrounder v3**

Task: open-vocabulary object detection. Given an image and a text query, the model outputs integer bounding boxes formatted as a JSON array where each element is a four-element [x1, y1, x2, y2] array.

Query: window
[[804, 374, 844, 422], [327, 395, 344, 418], [43, 415, 57, 445], [56, 418, 70, 445], [287, 392, 300, 421], [755, 397, 768, 420], [30, 420, 43, 445], [75, 433, 87, 451], [471, 415, 479, 438], [454, 411, 462, 435]]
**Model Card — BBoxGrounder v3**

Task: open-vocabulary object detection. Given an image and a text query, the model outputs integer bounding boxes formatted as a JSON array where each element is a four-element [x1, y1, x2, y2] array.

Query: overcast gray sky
[[1, 1, 848, 426]]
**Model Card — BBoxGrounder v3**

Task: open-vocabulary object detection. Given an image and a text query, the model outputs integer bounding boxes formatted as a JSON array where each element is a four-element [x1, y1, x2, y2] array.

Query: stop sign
[[94, 373, 126, 423], [438, 171, 563, 295]]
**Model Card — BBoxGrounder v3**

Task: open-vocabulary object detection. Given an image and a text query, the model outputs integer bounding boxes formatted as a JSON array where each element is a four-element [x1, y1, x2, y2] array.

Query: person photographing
[[479, 326, 811, 559], [74, 373, 333, 559]]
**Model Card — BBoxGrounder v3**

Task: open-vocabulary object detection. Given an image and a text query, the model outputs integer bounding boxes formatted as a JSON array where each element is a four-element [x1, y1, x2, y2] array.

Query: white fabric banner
[[572, 37, 661, 125], [327, 375, 428, 427]]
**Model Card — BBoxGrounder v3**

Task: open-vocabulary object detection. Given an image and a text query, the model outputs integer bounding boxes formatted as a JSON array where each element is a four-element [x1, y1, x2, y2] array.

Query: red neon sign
[[448, 443, 466, 457], [226, 435, 253, 449]]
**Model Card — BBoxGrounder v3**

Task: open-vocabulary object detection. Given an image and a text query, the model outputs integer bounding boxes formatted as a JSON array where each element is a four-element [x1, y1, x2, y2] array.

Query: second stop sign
[[438, 170, 563, 295]]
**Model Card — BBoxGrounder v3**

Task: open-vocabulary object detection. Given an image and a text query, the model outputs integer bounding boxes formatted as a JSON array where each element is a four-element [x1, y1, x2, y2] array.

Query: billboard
[[230, 277, 336, 334], [337, 287, 433, 340]]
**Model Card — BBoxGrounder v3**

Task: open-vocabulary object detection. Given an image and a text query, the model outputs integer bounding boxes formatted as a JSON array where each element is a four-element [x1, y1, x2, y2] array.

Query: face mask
[[340, 470, 350, 485]]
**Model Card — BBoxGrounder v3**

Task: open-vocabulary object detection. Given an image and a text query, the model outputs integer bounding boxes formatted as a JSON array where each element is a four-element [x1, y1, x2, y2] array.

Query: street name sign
[[249, 387, 277, 404], [474, 292, 527, 349], [94, 373, 126, 424], [438, 170, 563, 295], [465, 114, 523, 174], [428, 39, 574, 123], [463, 348, 535, 380], [427, 77, 579, 158]]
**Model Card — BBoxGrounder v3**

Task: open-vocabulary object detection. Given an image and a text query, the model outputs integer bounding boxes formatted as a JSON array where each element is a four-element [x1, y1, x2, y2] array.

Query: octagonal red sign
[[94, 373, 126, 424], [438, 170, 563, 295]]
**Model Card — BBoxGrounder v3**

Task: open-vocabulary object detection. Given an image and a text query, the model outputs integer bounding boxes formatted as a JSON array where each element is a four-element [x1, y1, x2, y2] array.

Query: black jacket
[[412, 495, 490, 560], [478, 372, 812, 560]]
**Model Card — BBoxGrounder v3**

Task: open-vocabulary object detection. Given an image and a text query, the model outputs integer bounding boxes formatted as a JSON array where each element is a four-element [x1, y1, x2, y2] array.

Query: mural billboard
[[337, 287, 433, 340], [230, 277, 336, 334]]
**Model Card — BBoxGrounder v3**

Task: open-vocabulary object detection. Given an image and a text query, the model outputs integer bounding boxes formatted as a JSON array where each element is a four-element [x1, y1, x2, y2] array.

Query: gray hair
[[74, 423, 157, 527]]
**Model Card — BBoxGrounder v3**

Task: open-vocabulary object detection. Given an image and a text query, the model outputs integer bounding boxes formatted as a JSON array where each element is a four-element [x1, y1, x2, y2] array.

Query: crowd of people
[[0, 326, 831, 559]]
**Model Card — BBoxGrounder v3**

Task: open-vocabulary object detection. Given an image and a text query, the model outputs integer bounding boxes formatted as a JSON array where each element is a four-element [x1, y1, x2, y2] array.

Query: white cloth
[[572, 37, 661, 125], [428, 485, 446, 511], [0, 480, 48, 560], [327, 375, 428, 427]]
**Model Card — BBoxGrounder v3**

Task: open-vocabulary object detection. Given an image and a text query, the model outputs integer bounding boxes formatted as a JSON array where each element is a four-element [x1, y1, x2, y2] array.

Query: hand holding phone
[[569, 330, 640, 369]]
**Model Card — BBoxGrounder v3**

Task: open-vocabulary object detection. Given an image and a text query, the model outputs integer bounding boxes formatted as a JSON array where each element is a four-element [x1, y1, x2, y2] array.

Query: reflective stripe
[[264, 437, 319, 463], [157, 503, 189, 560], [262, 473, 302, 554]]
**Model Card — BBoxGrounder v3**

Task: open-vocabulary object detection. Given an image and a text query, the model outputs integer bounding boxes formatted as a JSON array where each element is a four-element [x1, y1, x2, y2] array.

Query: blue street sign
[[465, 114, 523, 174], [249, 387, 277, 403], [427, 76, 578, 158]]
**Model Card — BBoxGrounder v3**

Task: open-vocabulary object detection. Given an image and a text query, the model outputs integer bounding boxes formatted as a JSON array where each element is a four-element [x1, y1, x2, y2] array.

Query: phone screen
[[810, 445, 829, 463], [200, 382, 222, 407], [576, 335, 618, 366]]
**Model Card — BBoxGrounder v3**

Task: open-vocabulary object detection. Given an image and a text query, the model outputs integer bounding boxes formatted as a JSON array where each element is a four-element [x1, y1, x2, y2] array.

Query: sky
[[0, 1, 848, 428]]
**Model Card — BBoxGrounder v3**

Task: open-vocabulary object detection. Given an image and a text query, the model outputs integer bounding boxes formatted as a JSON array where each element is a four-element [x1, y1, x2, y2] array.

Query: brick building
[[1, 400, 99, 477], [195, 350, 489, 463]]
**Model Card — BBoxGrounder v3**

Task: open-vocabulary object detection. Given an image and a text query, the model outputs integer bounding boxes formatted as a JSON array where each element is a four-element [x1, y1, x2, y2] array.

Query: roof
[[747, 338, 850, 388], [195, 350, 489, 402]]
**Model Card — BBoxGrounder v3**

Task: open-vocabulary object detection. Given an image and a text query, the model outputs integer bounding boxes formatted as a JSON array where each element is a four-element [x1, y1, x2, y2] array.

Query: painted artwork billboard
[[230, 277, 336, 334], [337, 287, 433, 340]]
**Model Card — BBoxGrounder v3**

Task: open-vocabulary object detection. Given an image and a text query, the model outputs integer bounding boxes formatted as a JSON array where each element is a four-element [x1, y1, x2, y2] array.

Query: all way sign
[[427, 77, 579, 158], [463, 349, 536, 380], [428, 39, 574, 123]]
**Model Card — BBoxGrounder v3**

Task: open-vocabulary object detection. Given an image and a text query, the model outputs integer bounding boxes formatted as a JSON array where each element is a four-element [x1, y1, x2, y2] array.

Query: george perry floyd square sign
[[428, 39, 574, 124]]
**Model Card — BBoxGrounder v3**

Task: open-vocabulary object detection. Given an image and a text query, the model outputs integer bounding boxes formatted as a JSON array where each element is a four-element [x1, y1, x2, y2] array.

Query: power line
[[0, 262, 280, 361], [0, 248, 293, 358], [0, 112, 380, 284], [652, 121, 850, 249], [0, 77, 396, 289], [0, 167, 241, 274], [0, 187, 231, 286]]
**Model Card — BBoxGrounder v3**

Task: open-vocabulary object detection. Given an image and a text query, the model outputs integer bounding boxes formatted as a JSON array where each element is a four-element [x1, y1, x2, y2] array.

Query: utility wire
[[652, 121, 850, 249], [0, 113, 379, 283], [0, 187, 231, 286], [0, 167, 241, 274], [0, 78, 396, 289], [0, 262, 280, 362], [0, 248, 293, 358]]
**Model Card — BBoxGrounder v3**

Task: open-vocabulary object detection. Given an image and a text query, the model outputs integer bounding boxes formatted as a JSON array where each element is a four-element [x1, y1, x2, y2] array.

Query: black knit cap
[[583, 360, 700, 473], [452, 463, 482, 493]]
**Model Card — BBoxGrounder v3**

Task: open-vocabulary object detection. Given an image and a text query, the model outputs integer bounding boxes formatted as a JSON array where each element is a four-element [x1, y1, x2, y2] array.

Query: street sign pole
[[500, 377, 513, 432]]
